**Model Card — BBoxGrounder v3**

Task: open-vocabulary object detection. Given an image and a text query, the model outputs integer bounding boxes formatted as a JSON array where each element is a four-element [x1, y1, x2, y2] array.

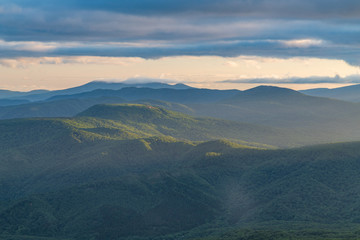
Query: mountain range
[[2, 82, 360, 146], [1, 104, 360, 239], [2, 82, 360, 239], [1, 81, 192, 102], [300, 84, 360, 102]]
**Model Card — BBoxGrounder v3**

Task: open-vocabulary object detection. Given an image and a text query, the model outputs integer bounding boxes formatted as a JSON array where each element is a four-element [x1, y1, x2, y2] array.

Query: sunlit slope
[[76, 103, 297, 147], [3, 104, 360, 239], [0, 103, 276, 200], [2, 86, 360, 147]]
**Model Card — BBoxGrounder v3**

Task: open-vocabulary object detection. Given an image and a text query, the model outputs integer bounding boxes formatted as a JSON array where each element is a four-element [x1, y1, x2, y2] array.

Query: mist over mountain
[[0, 97, 126, 119], [1, 83, 360, 146], [301, 84, 360, 102], [0, 89, 49, 99], [211, 85, 360, 128], [47, 87, 239, 103], [8, 81, 193, 102], [0, 99, 30, 106]]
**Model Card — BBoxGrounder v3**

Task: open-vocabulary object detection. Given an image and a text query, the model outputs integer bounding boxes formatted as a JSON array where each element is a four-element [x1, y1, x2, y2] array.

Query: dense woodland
[[2, 83, 360, 239]]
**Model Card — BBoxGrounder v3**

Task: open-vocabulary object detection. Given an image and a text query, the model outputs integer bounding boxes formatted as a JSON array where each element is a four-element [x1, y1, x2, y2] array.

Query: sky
[[1, 0, 360, 91]]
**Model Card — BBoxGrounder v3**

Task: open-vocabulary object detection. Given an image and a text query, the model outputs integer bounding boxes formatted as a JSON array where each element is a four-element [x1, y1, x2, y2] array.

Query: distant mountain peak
[[84, 80, 192, 90], [174, 83, 191, 88], [300, 83, 360, 102], [244, 85, 301, 96], [222, 85, 304, 104]]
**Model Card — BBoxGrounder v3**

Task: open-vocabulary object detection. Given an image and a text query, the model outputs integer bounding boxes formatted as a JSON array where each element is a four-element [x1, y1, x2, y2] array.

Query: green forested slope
[[2, 104, 360, 239], [76, 104, 286, 146], [3, 140, 360, 239], [3, 85, 360, 148], [0, 104, 276, 201]]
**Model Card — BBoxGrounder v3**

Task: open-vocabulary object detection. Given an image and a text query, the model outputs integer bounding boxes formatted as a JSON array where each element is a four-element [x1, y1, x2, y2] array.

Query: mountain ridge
[[300, 83, 360, 102], [1, 84, 360, 148], [8, 81, 194, 102]]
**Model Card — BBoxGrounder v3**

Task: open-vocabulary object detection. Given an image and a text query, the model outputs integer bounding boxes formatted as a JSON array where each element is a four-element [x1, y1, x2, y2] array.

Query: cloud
[[220, 75, 360, 84], [122, 77, 179, 84], [1, 0, 360, 66], [225, 61, 238, 67], [0, 40, 59, 52], [0, 56, 144, 68], [279, 39, 325, 48], [2, 38, 360, 66]]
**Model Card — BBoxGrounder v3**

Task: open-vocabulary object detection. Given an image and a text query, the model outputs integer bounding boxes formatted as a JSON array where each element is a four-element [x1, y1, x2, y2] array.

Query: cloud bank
[[221, 75, 360, 84], [1, 0, 360, 65]]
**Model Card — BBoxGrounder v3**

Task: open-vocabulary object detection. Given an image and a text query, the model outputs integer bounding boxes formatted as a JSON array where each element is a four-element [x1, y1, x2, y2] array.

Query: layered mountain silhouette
[[1, 81, 193, 103], [301, 83, 360, 102], [1, 83, 360, 147], [0, 89, 49, 99]]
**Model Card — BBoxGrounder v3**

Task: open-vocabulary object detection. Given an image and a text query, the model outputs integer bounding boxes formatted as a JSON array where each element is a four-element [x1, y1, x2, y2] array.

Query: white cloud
[[279, 39, 325, 48], [0, 56, 145, 68], [0, 40, 59, 52], [225, 61, 238, 67]]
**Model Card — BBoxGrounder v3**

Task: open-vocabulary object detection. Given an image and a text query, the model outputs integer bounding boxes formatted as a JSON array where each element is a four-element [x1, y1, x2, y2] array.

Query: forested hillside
[[1, 104, 360, 239]]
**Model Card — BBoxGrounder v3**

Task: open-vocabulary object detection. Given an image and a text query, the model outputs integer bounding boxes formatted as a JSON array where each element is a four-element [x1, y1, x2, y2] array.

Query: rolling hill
[[211, 85, 360, 128], [0, 99, 29, 106], [2, 118, 360, 239], [46, 87, 239, 103], [0, 89, 49, 99], [6, 81, 193, 103], [0, 103, 291, 150], [301, 84, 360, 102], [2, 85, 360, 147], [0, 103, 327, 205], [0, 97, 126, 119]]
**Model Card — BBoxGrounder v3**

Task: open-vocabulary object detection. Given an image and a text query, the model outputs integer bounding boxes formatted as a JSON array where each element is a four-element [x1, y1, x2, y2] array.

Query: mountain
[[226, 85, 304, 102], [0, 89, 49, 99], [11, 81, 193, 102], [46, 87, 239, 103], [0, 99, 30, 106], [221, 85, 351, 106], [0, 103, 281, 201], [2, 85, 360, 146], [300, 84, 360, 102], [2, 112, 360, 240], [43, 86, 360, 133], [0, 97, 126, 119], [173, 86, 360, 145], [191, 85, 360, 130], [75, 103, 293, 147], [0, 101, 349, 150], [0, 87, 239, 119]]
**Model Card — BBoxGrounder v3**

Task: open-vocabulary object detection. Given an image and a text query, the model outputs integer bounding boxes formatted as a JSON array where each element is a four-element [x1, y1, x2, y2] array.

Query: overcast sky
[[1, 0, 360, 90]]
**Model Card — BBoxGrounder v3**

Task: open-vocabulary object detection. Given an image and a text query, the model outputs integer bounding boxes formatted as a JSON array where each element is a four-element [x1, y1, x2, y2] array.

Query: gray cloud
[[221, 75, 360, 84], [2, 38, 360, 66], [1, 1, 360, 65]]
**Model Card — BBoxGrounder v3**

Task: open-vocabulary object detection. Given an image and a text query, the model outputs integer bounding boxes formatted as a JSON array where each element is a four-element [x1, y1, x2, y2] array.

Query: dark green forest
[[1, 104, 360, 239]]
